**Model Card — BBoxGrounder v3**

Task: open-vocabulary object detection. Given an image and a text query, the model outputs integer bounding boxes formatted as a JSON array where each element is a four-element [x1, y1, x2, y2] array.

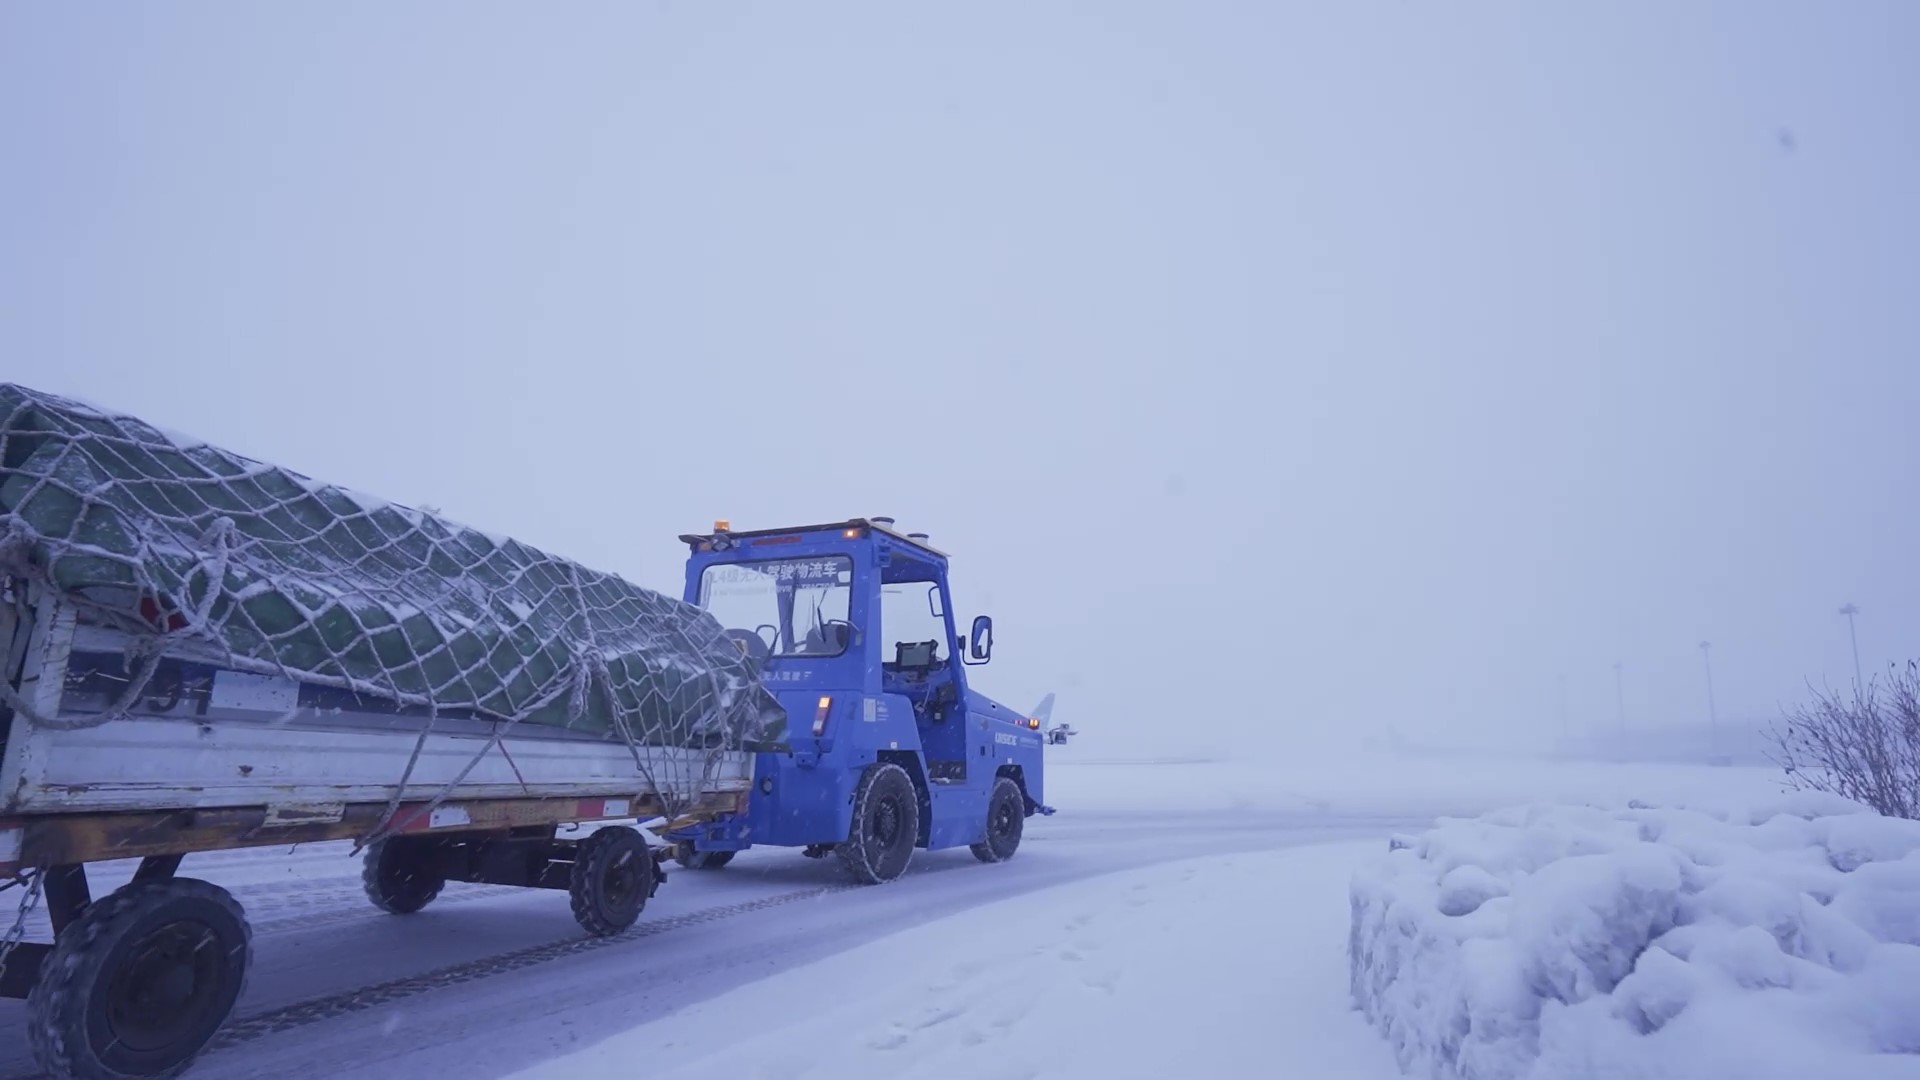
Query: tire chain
[[209, 882, 859, 1049], [0, 871, 43, 990]]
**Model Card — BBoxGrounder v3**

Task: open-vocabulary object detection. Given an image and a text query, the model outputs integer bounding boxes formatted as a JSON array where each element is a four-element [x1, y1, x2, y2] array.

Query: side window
[[880, 582, 949, 664]]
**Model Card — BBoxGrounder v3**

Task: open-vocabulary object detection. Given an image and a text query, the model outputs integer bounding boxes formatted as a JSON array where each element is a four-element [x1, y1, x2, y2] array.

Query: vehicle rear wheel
[[673, 847, 735, 871], [360, 838, 445, 915], [28, 877, 251, 1080], [569, 826, 654, 937], [970, 776, 1026, 863], [839, 763, 920, 884]]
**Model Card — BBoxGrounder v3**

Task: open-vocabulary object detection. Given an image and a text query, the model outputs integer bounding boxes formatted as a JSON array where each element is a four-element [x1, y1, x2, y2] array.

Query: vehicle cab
[[670, 517, 1048, 871]]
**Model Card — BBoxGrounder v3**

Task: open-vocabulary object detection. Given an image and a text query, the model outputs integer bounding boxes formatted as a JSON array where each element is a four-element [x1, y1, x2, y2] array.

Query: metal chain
[[0, 869, 45, 985]]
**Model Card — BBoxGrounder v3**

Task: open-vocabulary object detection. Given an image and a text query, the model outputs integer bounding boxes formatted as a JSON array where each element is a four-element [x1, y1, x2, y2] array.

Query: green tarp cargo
[[0, 383, 788, 752]]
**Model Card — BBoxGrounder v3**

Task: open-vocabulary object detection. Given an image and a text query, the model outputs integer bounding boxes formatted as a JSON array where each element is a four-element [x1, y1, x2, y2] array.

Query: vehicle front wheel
[[28, 876, 251, 1080], [970, 776, 1026, 863], [839, 763, 920, 884]]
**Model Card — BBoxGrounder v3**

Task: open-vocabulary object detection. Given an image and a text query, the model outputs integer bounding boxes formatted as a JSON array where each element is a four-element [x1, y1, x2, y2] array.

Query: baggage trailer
[[0, 384, 782, 1080]]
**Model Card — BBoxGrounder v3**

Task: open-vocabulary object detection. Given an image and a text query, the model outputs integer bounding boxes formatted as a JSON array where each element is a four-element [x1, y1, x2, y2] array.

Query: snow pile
[[1348, 793, 1920, 1080]]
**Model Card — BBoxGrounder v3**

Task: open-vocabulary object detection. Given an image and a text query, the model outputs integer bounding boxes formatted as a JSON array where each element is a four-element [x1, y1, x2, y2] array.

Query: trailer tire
[[839, 763, 919, 885], [673, 847, 735, 871], [569, 826, 654, 937], [970, 776, 1026, 864], [361, 839, 445, 915], [27, 877, 250, 1080]]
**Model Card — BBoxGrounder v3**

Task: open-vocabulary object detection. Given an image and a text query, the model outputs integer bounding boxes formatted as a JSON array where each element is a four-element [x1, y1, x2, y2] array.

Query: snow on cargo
[[1349, 794, 1920, 1080], [0, 381, 787, 753]]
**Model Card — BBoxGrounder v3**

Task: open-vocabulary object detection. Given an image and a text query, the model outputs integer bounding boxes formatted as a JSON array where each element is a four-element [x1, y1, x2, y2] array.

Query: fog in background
[[5, 3, 1917, 760]]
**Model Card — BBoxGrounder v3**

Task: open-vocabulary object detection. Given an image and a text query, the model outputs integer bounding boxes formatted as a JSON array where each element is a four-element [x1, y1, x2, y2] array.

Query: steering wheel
[[823, 619, 857, 652], [724, 627, 772, 665]]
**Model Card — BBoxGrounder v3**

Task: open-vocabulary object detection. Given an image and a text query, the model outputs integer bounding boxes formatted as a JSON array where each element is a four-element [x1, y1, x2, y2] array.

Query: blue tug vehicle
[[666, 517, 1051, 881]]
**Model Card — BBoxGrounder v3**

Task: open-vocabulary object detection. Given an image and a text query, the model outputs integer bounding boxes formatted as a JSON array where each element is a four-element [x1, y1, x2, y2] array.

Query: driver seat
[[803, 623, 850, 654]]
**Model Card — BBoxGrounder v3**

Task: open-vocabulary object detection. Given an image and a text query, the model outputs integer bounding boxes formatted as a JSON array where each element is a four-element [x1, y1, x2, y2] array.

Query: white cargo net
[[0, 384, 786, 846]]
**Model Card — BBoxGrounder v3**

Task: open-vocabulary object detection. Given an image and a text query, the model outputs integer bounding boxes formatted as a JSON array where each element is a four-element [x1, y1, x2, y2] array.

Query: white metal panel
[[0, 583, 77, 810], [206, 670, 301, 713], [3, 714, 753, 813], [2, 591, 756, 815], [21, 588, 75, 720]]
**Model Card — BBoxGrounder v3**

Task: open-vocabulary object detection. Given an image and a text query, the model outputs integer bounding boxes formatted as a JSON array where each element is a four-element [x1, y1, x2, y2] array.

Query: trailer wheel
[[970, 776, 1026, 864], [569, 826, 654, 937], [839, 763, 920, 885], [360, 839, 445, 915], [27, 877, 250, 1080], [673, 847, 735, 871]]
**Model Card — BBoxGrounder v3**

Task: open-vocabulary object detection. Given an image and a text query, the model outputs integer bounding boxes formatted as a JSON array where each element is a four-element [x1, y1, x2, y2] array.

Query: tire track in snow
[[208, 883, 861, 1048], [239, 882, 528, 937], [0, 885, 863, 1080]]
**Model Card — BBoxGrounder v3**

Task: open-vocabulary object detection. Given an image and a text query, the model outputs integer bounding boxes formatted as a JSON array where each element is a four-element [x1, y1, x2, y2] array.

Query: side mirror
[[965, 615, 993, 665]]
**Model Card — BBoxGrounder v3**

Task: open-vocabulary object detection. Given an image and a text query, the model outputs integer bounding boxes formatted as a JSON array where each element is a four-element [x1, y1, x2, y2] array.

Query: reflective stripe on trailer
[[0, 789, 744, 870]]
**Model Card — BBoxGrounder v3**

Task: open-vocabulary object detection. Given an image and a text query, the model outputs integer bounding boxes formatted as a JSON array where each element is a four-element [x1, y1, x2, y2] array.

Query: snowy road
[[518, 841, 1408, 1080], [0, 806, 1419, 1080]]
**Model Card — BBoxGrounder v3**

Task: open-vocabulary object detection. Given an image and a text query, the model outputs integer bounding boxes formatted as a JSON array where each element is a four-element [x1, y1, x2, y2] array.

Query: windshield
[[697, 556, 854, 658]]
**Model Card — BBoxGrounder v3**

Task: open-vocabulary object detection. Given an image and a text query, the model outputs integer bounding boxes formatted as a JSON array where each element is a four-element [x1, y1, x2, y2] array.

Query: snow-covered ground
[[1350, 795, 1920, 1080], [0, 753, 1807, 1079], [507, 842, 1403, 1080]]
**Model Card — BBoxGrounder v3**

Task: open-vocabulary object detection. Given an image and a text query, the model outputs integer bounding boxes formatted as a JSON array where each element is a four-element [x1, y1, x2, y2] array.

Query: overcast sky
[[5, 3, 1916, 758]]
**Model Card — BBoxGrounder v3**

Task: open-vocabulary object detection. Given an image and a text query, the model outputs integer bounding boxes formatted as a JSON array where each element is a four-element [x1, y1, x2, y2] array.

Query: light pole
[[1699, 640, 1718, 746], [1840, 603, 1864, 693], [1612, 660, 1625, 737]]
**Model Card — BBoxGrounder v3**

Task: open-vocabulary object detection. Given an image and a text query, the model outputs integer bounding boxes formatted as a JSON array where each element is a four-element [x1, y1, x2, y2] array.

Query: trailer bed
[[3, 711, 748, 814], [2, 593, 751, 818]]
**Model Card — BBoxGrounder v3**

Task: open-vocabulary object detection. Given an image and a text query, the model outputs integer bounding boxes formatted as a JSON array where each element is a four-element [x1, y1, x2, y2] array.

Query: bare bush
[[1769, 662, 1920, 819]]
